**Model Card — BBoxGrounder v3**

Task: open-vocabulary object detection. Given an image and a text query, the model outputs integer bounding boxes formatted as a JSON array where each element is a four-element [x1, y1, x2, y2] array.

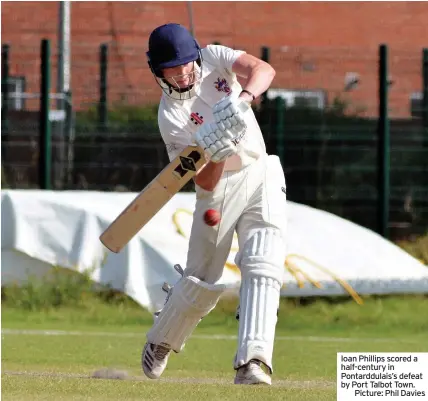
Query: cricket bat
[[99, 101, 251, 253], [99, 145, 206, 253]]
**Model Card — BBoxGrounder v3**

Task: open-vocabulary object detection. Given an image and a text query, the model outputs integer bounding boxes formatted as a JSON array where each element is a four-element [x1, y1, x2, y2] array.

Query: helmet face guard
[[147, 23, 203, 99], [148, 60, 203, 100]]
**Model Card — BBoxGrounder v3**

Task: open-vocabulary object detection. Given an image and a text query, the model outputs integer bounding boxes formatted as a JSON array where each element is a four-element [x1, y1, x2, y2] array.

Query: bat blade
[[100, 145, 206, 253]]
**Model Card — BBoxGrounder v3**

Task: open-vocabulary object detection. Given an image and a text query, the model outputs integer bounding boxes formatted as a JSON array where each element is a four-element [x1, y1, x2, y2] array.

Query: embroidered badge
[[214, 77, 231, 94], [190, 112, 204, 125]]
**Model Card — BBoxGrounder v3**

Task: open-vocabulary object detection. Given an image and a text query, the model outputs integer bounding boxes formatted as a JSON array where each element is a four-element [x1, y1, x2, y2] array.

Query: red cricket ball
[[203, 209, 221, 226]]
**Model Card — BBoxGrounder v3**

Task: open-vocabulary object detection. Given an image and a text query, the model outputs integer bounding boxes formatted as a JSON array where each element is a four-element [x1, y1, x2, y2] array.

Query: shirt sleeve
[[203, 44, 246, 73], [158, 108, 193, 162]]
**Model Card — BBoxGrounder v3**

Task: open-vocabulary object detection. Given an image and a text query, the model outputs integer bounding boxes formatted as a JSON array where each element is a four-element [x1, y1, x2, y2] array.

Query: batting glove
[[194, 122, 237, 163], [212, 95, 247, 139]]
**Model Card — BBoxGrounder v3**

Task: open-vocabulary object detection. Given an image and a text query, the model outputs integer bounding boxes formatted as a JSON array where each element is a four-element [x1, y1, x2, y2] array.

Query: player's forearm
[[239, 62, 275, 101], [194, 160, 226, 191]]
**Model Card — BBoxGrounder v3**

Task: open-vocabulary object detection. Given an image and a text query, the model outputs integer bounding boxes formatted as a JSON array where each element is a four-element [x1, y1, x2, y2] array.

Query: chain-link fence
[[2, 41, 427, 239]]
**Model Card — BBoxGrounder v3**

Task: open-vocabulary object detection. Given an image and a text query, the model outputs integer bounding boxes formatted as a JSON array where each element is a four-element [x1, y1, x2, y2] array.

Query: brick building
[[2, 1, 428, 117]]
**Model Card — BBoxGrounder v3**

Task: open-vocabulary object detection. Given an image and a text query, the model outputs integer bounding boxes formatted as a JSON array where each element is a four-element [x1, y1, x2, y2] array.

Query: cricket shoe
[[142, 342, 171, 379], [234, 359, 272, 385]]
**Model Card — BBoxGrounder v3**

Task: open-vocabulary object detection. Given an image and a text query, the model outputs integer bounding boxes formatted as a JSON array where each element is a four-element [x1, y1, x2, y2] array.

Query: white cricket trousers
[[184, 154, 287, 283]]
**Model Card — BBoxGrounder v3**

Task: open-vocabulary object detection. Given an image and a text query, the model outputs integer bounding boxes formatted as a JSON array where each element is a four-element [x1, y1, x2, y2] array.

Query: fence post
[[259, 46, 271, 146], [275, 96, 286, 166], [64, 90, 74, 187], [423, 48, 428, 131], [98, 43, 108, 132], [377, 44, 390, 239], [39, 39, 52, 190], [261, 46, 270, 106], [1, 44, 10, 163]]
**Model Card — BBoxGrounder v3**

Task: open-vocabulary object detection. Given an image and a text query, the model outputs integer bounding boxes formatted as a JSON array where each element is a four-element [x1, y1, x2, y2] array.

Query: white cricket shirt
[[157, 44, 267, 171]]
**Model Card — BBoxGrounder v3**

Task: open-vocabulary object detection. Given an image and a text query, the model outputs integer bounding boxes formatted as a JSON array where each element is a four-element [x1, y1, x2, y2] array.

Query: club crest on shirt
[[214, 78, 231, 94], [190, 112, 204, 125]]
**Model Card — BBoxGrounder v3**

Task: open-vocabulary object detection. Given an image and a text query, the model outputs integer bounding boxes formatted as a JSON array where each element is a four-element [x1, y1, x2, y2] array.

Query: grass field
[[2, 293, 428, 400]]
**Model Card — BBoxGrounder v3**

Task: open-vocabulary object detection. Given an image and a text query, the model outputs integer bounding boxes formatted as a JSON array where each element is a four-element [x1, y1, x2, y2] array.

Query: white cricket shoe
[[234, 360, 272, 385], [142, 342, 171, 379]]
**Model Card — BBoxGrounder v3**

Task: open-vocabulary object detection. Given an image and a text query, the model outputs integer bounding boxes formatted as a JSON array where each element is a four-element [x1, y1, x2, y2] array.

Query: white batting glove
[[212, 96, 247, 138], [194, 122, 237, 163]]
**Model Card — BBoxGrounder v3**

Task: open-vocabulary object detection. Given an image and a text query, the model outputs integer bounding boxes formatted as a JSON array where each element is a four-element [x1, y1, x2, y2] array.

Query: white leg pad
[[234, 228, 285, 373], [146, 276, 226, 352]]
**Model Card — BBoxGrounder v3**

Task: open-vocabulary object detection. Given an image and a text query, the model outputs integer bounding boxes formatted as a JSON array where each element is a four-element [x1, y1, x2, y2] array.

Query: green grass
[[2, 293, 428, 400], [2, 291, 428, 337], [1, 376, 335, 401]]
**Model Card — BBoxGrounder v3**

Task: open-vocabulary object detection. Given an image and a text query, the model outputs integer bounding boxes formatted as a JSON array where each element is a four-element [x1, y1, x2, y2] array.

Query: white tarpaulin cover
[[1, 189, 427, 311]]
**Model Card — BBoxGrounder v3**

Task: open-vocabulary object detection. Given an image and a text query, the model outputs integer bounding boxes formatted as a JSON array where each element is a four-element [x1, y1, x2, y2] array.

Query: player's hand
[[212, 95, 247, 139], [194, 122, 237, 163]]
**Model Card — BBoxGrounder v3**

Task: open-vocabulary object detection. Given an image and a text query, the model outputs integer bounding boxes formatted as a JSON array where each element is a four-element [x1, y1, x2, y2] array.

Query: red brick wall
[[2, 1, 427, 116]]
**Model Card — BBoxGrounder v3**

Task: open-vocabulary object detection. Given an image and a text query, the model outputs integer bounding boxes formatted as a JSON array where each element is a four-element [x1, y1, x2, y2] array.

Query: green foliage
[[105, 102, 158, 125], [1, 165, 9, 188], [75, 102, 160, 137], [397, 234, 428, 265], [1, 267, 134, 311]]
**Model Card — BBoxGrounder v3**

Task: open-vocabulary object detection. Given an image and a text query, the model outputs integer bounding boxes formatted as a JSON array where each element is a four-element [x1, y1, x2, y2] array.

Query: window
[[266, 88, 327, 110], [2, 76, 26, 110], [410, 92, 425, 118]]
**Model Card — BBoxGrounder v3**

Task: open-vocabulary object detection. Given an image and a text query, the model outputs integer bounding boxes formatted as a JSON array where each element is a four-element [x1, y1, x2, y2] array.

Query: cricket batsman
[[142, 23, 287, 385]]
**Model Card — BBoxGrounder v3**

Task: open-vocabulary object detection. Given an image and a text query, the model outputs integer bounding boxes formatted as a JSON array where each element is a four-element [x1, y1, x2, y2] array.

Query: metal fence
[[1, 41, 428, 240]]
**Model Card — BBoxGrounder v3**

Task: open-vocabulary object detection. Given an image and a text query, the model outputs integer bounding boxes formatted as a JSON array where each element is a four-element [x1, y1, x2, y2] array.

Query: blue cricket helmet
[[147, 23, 201, 77]]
